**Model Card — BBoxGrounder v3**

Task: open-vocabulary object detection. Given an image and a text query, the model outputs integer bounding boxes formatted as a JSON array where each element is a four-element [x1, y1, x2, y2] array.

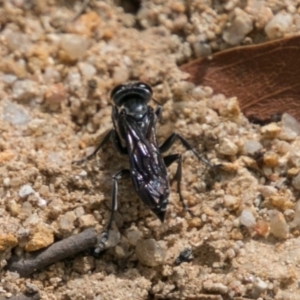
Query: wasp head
[[111, 82, 153, 119]]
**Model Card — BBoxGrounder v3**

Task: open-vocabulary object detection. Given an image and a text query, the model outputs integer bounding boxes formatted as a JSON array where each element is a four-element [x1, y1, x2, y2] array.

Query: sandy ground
[[1, 1, 300, 299]]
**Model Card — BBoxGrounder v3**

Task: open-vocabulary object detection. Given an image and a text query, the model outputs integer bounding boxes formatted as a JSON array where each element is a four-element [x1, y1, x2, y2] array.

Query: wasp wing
[[122, 113, 170, 215]]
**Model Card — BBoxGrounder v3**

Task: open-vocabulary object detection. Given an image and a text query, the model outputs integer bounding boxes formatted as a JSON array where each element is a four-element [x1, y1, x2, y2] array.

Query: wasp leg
[[73, 129, 128, 165], [72, 129, 113, 165], [94, 169, 130, 255], [111, 130, 128, 155], [164, 154, 193, 216], [159, 133, 213, 168]]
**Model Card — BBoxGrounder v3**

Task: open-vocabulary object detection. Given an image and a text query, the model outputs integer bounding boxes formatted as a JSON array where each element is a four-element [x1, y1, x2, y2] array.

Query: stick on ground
[[7, 228, 98, 277]]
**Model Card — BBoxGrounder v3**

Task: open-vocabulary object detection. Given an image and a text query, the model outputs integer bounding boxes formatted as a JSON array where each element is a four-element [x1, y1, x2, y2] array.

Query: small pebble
[[44, 83, 66, 110], [240, 209, 256, 228], [78, 214, 97, 228], [20, 202, 33, 219], [114, 245, 127, 259], [126, 227, 143, 246], [23, 213, 40, 226], [269, 210, 289, 239], [276, 140, 291, 154], [251, 277, 268, 298], [218, 138, 238, 156], [38, 185, 50, 198], [69, 11, 102, 37], [230, 228, 244, 240], [188, 217, 202, 228], [263, 152, 278, 167], [280, 113, 300, 140], [12, 80, 39, 102], [0, 151, 14, 164], [73, 256, 95, 274], [25, 282, 39, 294], [43, 67, 61, 83], [193, 41, 212, 58], [113, 66, 130, 85], [36, 196, 47, 208], [284, 209, 295, 221], [243, 140, 263, 155], [257, 185, 277, 198], [136, 239, 166, 267], [0, 234, 18, 251], [290, 201, 300, 228], [265, 12, 293, 39], [288, 165, 299, 177], [25, 223, 54, 252], [269, 195, 293, 211], [7, 200, 20, 217], [292, 173, 300, 190], [78, 62, 97, 80], [254, 220, 269, 237], [5, 31, 31, 52], [226, 248, 236, 259], [48, 199, 63, 219], [60, 34, 89, 61], [1, 74, 17, 85], [65, 70, 82, 92], [79, 170, 88, 177], [19, 185, 35, 198], [57, 211, 77, 235], [222, 8, 253, 45], [289, 145, 300, 168], [220, 97, 240, 121], [3, 177, 10, 187], [275, 290, 300, 300], [260, 123, 281, 139], [224, 195, 240, 211], [246, 0, 273, 29], [202, 280, 228, 294], [74, 207, 85, 218], [3, 102, 30, 125]]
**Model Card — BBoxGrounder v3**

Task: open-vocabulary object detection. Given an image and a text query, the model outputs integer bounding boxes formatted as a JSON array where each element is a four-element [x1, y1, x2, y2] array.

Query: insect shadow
[[73, 82, 215, 255]]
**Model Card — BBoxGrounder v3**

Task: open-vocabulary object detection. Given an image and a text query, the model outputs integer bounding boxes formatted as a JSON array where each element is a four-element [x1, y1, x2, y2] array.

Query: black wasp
[[74, 82, 213, 254]]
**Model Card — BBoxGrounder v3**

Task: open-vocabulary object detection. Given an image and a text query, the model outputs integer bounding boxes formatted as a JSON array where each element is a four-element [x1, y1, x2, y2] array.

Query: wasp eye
[[135, 82, 152, 95], [110, 84, 126, 100], [111, 82, 153, 106]]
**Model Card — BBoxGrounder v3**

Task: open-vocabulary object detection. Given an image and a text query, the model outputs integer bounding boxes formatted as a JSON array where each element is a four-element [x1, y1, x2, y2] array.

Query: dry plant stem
[[7, 228, 97, 277]]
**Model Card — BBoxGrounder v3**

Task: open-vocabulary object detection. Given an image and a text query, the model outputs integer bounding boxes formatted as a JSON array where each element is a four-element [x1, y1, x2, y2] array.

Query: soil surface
[[1, 1, 300, 300]]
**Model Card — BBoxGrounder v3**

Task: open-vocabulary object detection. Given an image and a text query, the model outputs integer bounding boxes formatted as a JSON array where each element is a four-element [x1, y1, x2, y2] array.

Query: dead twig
[[7, 228, 97, 277]]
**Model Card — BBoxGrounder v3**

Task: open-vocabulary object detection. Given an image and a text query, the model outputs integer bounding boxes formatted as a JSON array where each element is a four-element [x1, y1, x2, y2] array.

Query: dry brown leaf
[[180, 35, 300, 122]]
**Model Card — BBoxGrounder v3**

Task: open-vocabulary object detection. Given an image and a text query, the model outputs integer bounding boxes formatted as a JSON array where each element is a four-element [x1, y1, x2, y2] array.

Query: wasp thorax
[[121, 97, 148, 119]]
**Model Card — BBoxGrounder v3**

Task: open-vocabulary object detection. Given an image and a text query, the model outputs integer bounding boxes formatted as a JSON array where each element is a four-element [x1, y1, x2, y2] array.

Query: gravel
[[136, 238, 166, 267], [240, 209, 256, 228], [1, 0, 300, 299], [222, 8, 253, 46]]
